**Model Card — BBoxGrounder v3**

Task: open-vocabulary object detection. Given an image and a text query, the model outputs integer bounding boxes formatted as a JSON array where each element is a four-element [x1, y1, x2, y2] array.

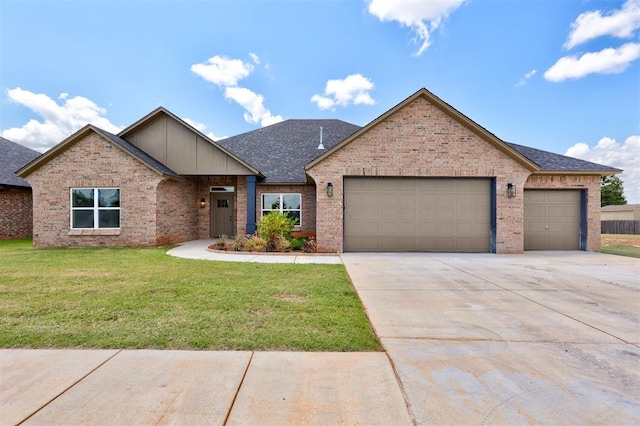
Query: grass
[[600, 234, 640, 258], [0, 239, 381, 351]]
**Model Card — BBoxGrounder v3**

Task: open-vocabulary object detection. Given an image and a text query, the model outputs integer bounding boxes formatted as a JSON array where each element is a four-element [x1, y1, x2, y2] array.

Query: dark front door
[[210, 194, 234, 237]]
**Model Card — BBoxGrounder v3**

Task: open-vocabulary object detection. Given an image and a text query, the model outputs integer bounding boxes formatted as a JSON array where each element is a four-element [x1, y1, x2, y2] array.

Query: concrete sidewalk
[[1, 349, 412, 425], [167, 239, 342, 264]]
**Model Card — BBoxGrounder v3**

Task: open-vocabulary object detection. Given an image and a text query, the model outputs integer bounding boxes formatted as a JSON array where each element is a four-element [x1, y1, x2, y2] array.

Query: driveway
[[341, 251, 640, 425]]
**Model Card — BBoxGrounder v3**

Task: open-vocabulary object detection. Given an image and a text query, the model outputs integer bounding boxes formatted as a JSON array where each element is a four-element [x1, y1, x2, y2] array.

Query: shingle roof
[[93, 128, 183, 180], [217, 119, 361, 183], [0, 137, 40, 188], [506, 142, 621, 173]]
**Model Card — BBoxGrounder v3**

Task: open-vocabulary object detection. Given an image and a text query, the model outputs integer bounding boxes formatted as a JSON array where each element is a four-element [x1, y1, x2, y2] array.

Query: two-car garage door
[[344, 178, 491, 252]]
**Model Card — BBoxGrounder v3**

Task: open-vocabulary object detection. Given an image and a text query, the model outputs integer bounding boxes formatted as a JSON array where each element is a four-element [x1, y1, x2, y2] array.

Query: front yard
[[0, 239, 381, 351], [601, 234, 640, 258]]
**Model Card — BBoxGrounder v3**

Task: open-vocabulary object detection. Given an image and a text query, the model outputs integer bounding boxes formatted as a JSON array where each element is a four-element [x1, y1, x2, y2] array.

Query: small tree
[[601, 175, 627, 207], [257, 211, 296, 241]]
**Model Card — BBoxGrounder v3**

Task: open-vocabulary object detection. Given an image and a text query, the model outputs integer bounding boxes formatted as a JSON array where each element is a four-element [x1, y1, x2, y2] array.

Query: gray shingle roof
[[0, 137, 40, 188], [217, 119, 361, 183], [506, 142, 621, 172], [94, 128, 182, 180]]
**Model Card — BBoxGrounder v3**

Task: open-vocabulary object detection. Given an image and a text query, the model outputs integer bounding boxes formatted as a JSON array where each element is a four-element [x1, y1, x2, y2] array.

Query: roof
[[307, 87, 541, 172], [506, 142, 622, 174], [0, 137, 40, 188], [602, 204, 640, 211], [17, 126, 182, 180], [217, 119, 361, 183]]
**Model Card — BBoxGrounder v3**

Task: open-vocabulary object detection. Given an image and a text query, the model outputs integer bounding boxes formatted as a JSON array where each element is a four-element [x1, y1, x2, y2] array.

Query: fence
[[601, 220, 640, 235]]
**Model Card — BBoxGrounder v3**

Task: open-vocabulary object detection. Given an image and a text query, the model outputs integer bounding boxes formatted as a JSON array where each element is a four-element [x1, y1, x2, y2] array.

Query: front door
[[210, 194, 234, 237]]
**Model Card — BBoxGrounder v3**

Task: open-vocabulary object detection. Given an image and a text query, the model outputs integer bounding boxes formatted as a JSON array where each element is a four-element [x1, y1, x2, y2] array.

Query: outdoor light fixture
[[327, 182, 334, 197], [200, 198, 206, 208], [507, 183, 516, 198]]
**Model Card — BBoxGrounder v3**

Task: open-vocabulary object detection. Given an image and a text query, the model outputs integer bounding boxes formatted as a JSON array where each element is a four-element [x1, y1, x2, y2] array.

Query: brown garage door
[[344, 178, 491, 252], [524, 190, 581, 250]]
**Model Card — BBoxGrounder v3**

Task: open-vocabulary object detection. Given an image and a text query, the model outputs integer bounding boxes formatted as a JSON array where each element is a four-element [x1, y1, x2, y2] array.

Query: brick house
[[0, 137, 40, 240], [17, 88, 620, 252]]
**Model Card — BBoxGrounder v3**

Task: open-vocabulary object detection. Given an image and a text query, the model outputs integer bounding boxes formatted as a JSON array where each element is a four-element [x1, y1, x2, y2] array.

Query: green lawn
[[0, 239, 381, 351], [600, 234, 640, 258]]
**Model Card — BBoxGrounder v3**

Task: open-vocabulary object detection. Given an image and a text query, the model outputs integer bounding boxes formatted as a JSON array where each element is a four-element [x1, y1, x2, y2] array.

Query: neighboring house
[[17, 88, 621, 252], [601, 204, 640, 221], [0, 137, 40, 240]]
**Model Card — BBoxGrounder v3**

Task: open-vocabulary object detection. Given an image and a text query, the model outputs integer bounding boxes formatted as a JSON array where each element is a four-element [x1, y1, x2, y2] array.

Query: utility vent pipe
[[317, 126, 325, 149]]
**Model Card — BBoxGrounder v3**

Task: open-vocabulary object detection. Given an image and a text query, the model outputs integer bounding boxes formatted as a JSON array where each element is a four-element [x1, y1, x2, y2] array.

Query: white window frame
[[261, 193, 302, 227], [70, 188, 121, 229]]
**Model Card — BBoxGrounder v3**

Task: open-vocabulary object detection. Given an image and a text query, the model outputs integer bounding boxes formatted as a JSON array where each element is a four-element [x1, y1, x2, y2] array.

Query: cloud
[[366, 0, 466, 55], [311, 74, 375, 110], [190, 55, 254, 87], [544, 42, 640, 82], [183, 118, 207, 132], [564, 0, 640, 50], [565, 135, 640, 203], [1, 87, 121, 152], [191, 54, 282, 128], [224, 87, 283, 127], [515, 69, 537, 87]]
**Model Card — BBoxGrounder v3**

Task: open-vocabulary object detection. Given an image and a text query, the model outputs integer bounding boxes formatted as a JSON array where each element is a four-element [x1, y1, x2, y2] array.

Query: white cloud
[[183, 118, 207, 132], [564, 0, 640, 50], [311, 74, 375, 110], [515, 69, 537, 87], [224, 86, 283, 127], [366, 0, 466, 55], [249, 52, 260, 64], [565, 135, 640, 203], [190, 55, 254, 87], [1, 87, 121, 152], [544, 42, 640, 82]]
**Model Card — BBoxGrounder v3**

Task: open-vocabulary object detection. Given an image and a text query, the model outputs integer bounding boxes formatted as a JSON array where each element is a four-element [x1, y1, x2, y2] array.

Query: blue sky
[[1, 0, 639, 202]]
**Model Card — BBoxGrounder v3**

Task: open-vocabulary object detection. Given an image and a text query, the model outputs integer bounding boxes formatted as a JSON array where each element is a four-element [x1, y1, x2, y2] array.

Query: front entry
[[210, 194, 235, 237]]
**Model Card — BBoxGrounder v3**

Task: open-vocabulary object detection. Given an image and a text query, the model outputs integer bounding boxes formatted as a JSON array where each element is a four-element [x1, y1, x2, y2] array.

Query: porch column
[[246, 175, 257, 234]]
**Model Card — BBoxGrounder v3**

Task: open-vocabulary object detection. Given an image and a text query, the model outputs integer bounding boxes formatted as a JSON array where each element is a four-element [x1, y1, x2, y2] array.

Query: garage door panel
[[524, 190, 581, 250]]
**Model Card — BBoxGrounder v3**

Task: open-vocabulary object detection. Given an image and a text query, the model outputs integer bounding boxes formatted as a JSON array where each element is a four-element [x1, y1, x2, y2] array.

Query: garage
[[344, 177, 492, 252], [524, 190, 582, 250]]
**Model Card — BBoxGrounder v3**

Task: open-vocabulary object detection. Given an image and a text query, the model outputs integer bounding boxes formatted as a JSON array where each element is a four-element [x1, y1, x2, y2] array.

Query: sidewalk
[[1, 349, 412, 425], [167, 239, 343, 264]]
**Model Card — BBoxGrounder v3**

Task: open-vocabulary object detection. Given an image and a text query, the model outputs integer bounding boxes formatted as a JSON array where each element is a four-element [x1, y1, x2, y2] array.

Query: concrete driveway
[[342, 251, 640, 425]]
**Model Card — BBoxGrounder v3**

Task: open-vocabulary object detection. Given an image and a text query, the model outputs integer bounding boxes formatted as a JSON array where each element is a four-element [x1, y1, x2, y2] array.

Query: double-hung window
[[261, 193, 301, 226], [71, 188, 120, 229]]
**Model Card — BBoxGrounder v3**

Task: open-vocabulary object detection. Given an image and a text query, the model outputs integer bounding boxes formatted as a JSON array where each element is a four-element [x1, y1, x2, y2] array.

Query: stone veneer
[[0, 187, 33, 239], [308, 96, 538, 253]]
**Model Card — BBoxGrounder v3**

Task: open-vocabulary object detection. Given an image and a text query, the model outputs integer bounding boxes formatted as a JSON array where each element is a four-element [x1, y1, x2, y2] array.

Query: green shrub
[[257, 212, 296, 241], [290, 238, 304, 251]]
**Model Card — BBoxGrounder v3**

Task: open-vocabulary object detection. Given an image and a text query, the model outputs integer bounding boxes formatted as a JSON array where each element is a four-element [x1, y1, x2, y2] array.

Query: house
[[17, 88, 621, 252], [0, 137, 40, 240], [601, 204, 640, 221]]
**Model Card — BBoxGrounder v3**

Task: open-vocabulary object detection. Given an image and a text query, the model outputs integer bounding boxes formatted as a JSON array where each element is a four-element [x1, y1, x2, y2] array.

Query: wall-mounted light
[[327, 182, 333, 198], [200, 198, 206, 208], [507, 183, 516, 198]]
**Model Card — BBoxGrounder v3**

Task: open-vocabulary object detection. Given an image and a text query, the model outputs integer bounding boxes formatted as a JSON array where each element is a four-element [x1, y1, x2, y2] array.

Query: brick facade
[[525, 174, 601, 251], [0, 188, 33, 239], [307, 96, 534, 253]]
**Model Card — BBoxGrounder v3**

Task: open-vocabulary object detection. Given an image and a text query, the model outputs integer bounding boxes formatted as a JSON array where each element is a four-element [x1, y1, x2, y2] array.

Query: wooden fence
[[601, 220, 640, 235]]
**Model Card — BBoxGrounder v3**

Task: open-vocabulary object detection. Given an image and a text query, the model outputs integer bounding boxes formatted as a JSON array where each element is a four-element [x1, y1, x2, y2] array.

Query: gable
[[307, 88, 539, 173], [120, 109, 259, 176]]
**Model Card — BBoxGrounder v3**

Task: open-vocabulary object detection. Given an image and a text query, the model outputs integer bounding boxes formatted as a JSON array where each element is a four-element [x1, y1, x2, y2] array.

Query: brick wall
[[25, 132, 165, 247], [307, 96, 533, 253], [190, 176, 238, 238], [525, 174, 601, 251], [255, 184, 316, 234], [0, 187, 33, 239], [156, 178, 198, 245]]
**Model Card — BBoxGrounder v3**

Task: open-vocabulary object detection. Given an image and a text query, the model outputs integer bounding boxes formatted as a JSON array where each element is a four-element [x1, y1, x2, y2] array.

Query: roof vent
[[317, 126, 325, 150]]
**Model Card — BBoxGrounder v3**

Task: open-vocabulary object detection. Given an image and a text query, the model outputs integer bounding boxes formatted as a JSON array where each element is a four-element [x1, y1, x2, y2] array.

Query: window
[[261, 193, 301, 226], [71, 188, 120, 229]]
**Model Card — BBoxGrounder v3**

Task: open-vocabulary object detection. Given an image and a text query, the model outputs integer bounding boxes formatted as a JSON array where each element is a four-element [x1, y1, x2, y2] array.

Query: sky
[[1, 0, 638, 203]]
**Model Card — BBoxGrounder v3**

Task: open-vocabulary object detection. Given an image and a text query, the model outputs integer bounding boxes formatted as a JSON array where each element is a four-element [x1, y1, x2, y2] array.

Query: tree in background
[[601, 175, 627, 207]]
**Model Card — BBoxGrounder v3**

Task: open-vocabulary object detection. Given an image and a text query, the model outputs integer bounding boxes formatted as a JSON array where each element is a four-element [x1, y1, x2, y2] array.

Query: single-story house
[[601, 204, 640, 221], [17, 88, 621, 252], [0, 137, 40, 240]]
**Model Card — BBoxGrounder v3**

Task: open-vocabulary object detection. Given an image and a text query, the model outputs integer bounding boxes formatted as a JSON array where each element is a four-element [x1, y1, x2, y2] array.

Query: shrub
[[232, 235, 248, 251], [289, 238, 304, 251], [258, 212, 296, 241], [303, 237, 317, 253], [213, 235, 228, 250], [244, 235, 267, 252]]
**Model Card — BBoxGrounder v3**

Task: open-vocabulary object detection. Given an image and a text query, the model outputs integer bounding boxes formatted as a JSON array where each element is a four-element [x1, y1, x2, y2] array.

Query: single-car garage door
[[524, 190, 581, 250], [344, 178, 491, 252]]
